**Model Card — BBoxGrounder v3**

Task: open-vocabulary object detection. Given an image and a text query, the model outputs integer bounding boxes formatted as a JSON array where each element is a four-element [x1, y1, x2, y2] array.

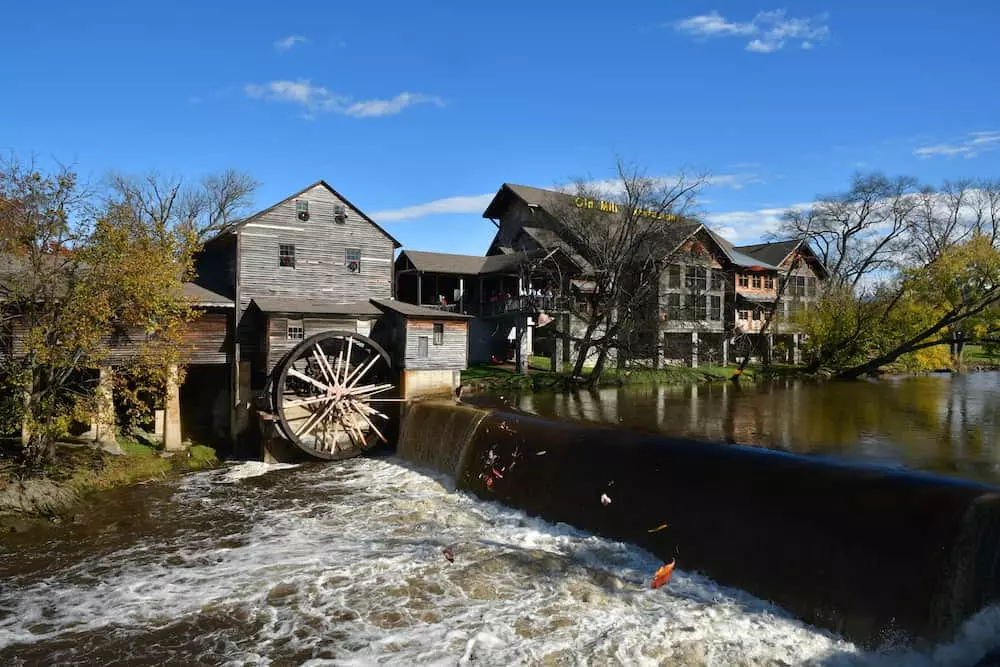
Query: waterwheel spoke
[[344, 352, 381, 390], [312, 345, 337, 387], [296, 399, 338, 438], [284, 394, 337, 409], [288, 367, 329, 393], [341, 336, 354, 387], [348, 382, 395, 397], [349, 403, 387, 443], [351, 400, 388, 421]]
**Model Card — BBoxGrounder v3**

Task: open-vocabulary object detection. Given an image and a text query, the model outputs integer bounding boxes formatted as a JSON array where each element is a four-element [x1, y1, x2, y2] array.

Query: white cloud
[[914, 131, 1000, 159], [243, 79, 444, 118], [274, 35, 308, 52], [673, 9, 830, 53], [371, 193, 495, 223], [706, 202, 814, 243]]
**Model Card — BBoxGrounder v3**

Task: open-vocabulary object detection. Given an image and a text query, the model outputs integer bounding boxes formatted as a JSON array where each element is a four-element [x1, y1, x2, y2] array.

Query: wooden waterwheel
[[272, 330, 397, 460]]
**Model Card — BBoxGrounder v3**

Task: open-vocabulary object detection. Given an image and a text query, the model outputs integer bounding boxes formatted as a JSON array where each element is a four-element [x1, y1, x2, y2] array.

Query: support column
[[94, 365, 117, 448], [723, 337, 730, 366], [793, 333, 801, 365], [767, 333, 774, 365], [515, 316, 529, 374], [163, 364, 184, 452], [20, 388, 31, 447], [459, 277, 465, 313], [691, 331, 699, 368], [416, 272, 422, 305], [552, 334, 564, 373]]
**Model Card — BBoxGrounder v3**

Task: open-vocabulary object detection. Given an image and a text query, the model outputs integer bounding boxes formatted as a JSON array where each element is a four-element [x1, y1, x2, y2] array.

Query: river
[[3, 373, 1000, 665], [470, 371, 1000, 486]]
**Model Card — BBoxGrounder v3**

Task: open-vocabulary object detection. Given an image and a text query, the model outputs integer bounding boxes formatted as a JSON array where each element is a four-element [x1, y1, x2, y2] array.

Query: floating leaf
[[651, 560, 676, 589]]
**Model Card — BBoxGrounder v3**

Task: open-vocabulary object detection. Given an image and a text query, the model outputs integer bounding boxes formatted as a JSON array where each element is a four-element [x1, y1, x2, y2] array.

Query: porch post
[[459, 277, 465, 313], [515, 315, 529, 374], [723, 336, 730, 366], [552, 334, 563, 373], [793, 333, 801, 365], [416, 272, 422, 305], [691, 331, 699, 368], [164, 364, 184, 452]]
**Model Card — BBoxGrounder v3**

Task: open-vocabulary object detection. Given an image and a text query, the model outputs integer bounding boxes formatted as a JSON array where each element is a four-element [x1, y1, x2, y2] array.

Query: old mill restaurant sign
[[574, 197, 677, 221]]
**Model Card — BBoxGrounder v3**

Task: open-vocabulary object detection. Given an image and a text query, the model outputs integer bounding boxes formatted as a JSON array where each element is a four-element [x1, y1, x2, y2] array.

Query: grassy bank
[[462, 356, 766, 393], [0, 438, 219, 523]]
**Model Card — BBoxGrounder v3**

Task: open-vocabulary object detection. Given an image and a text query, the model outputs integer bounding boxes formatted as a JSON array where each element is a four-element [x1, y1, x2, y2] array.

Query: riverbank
[[461, 356, 777, 393], [0, 439, 219, 531]]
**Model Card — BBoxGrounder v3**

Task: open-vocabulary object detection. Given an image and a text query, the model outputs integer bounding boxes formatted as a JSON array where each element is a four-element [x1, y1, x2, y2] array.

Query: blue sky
[[2, 0, 999, 255]]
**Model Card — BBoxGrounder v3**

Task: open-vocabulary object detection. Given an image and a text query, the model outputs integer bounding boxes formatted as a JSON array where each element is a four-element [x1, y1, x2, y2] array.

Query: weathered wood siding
[[237, 184, 395, 317], [183, 311, 231, 365], [402, 320, 468, 370], [10, 309, 230, 366], [265, 314, 358, 373]]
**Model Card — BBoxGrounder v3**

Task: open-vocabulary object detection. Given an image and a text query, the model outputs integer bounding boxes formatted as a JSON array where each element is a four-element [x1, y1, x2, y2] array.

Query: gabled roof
[[483, 183, 574, 220], [733, 240, 802, 268], [704, 228, 780, 270], [212, 180, 401, 248], [371, 298, 474, 321]]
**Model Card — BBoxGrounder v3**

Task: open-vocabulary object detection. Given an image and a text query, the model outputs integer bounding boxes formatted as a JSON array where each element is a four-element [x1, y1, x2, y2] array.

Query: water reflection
[[483, 372, 1000, 486]]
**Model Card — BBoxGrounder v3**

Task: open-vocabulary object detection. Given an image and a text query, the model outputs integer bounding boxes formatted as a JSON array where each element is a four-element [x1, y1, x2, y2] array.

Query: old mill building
[[4, 179, 825, 454]]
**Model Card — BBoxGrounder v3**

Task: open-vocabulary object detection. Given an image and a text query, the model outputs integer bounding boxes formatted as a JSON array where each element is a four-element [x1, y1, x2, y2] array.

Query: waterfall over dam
[[397, 399, 1000, 647]]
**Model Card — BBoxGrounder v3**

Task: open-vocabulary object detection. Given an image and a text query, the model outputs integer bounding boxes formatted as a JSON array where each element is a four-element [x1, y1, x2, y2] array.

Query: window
[[666, 293, 682, 319], [287, 319, 304, 340], [667, 264, 681, 288], [345, 248, 361, 273], [710, 295, 722, 320], [279, 244, 296, 268], [764, 276, 775, 290], [710, 270, 723, 291], [333, 204, 347, 222], [433, 323, 444, 345], [692, 295, 707, 320], [295, 200, 309, 220], [738, 309, 750, 321], [417, 336, 429, 358], [738, 274, 749, 288], [685, 266, 707, 290], [806, 276, 817, 297], [751, 274, 762, 289], [752, 309, 761, 322], [793, 275, 806, 296]]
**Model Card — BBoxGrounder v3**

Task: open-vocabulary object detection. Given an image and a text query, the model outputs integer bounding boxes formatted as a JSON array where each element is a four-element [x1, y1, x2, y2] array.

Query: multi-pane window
[[806, 276, 817, 297], [692, 295, 707, 320], [666, 264, 681, 288], [710, 270, 723, 290], [685, 266, 707, 290], [433, 323, 444, 345], [738, 274, 749, 288], [279, 243, 296, 268], [710, 295, 722, 320], [764, 276, 775, 290], [751, 274, 762, 289], [752, 309, 761, 321], [333, 204, 347, 222], [417, 336, 429, 358], [295, 200, 309, 220], [666, 293, 682, 319], [287, 319, 304, 340], [345, 248, 361, 273], [738, 309, 751, 321]]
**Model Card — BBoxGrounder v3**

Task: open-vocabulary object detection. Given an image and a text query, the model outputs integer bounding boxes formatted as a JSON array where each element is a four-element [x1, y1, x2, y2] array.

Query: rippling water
[[2, 459, 999, 665]]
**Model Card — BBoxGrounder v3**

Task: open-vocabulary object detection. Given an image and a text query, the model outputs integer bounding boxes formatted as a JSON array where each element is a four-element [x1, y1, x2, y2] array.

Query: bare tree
[[543, 161, 708, 383], [107, 168, 258, 244]]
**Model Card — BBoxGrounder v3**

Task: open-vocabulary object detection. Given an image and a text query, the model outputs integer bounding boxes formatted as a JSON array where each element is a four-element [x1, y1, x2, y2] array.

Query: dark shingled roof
[[182, 283, 233, 307], [704, 229, 780, 270], [733, 240, 802, 268], [250, 297, 383, 317], [370, 298, 474, 320], [398, 249, 530, 276]]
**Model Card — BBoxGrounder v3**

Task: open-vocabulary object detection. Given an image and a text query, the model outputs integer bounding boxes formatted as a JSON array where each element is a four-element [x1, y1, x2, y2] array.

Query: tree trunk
[[589, 344, 612, 386], [836, 319, 954, 379], [571, 321, 599, 378]]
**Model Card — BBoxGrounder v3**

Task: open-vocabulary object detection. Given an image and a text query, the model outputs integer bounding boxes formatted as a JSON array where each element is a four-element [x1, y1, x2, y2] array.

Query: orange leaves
[[651, 560, 675, 589]]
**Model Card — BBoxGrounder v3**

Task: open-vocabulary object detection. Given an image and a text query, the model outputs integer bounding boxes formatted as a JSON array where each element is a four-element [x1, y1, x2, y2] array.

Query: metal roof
[[733, 240, 802, 268], [250, 297, 383, 317], [182, 283, 233, 307], [397, 249, 530, 276], [370, 298, 474, 320], [703, 228, 780, 270]]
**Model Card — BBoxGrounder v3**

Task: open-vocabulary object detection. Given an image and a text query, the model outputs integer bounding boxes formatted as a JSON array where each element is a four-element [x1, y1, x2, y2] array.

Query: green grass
[[462, 356, 766, 393], [965, 345, 1000, 365]]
